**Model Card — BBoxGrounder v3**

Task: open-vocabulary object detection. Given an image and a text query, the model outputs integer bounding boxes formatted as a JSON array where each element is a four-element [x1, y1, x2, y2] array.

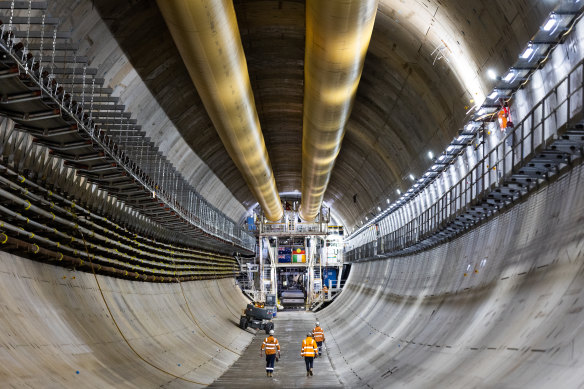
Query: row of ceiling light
[[348, 3, 583, 238]]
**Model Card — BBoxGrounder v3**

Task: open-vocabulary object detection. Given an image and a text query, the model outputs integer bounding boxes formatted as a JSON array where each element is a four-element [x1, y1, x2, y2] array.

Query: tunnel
[[0, 0, 583, 387]]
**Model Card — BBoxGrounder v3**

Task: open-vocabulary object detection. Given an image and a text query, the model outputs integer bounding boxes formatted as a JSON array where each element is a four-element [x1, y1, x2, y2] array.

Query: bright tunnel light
[[487, 69, 497, 80], [521, 46, 534, 59], [543, 17, 557, 32], [503, 71, 515, 82]]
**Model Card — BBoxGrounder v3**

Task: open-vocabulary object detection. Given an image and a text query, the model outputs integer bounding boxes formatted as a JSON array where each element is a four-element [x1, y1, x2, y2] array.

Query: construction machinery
[[239, 301, 275, 334]]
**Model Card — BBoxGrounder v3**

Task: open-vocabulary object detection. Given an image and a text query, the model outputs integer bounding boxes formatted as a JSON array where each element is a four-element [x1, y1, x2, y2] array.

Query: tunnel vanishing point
[[0, 0, 583, 388]]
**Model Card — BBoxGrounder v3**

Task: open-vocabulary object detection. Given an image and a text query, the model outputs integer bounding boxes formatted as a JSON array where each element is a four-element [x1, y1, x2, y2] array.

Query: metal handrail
[[346, 59, 584, 261], [0, 11, 255, 251]]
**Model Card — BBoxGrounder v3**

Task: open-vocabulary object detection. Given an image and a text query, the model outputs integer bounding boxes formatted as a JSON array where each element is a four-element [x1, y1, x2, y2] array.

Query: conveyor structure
[[0, 2, 255, 255]]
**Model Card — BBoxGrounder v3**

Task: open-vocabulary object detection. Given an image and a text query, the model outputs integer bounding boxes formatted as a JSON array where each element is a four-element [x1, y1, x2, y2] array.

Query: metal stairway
[[0, 1, 254, 254]]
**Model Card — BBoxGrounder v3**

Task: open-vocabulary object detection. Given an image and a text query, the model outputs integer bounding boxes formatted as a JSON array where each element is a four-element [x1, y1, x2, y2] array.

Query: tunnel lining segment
[[0, 251, 254, 387], [347, 30, 584, 261], [347, 4, 584, 248], [0, 3, 255, 252], [320, 161, 584, 387]]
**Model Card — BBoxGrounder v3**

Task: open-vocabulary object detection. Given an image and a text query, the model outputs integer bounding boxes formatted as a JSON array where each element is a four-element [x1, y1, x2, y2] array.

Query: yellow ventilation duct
[[300, 0, 378, 221], [157, 0, 283, 221]]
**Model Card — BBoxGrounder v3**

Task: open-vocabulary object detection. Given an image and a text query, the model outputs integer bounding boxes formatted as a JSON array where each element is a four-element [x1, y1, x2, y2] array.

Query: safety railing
[[346, 58, 584, 262], [261, 220, 326, 235], [0, 1, 255, 251]]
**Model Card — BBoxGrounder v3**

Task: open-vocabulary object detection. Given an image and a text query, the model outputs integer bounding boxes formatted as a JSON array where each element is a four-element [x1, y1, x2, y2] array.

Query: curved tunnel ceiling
[[86, 0, 556, 228]]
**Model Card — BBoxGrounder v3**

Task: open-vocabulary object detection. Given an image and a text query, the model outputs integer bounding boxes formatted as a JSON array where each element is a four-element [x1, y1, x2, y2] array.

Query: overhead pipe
[[157, 0, 283, 221], [300, 0, 379, 221]]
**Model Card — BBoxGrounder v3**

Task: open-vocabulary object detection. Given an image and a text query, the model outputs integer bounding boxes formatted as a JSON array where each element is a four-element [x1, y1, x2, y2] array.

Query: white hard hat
[[315, 321, 319, 326], [269, 329, 274, 335], [307, 331, 313, 337]]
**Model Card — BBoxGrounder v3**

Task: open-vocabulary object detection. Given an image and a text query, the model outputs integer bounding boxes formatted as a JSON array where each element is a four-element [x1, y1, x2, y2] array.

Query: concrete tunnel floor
[[209, 311, 342, 388], [0, 162, 583, 388]]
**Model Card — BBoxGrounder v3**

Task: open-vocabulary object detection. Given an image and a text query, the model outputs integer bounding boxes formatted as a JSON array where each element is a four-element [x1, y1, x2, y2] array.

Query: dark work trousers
[[265, 354, 276, 372], [304, 356, 314, 371], [316, 341, 323, 354]]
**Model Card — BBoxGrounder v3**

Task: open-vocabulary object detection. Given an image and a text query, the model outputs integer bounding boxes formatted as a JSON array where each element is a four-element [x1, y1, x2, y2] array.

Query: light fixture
[[431, 164, 439, 170], [543, 16, 557, 32], [365, 217, 368, 221], [487, 69, 497, 80], [396, 189, 401, 195], [503, 71, 515, 82], [386, 198, 390, 204], [521, 46, 534, 59], [438, 155, 446, 162], [428, 151, 434, 159], [377, 206, 381, 212], [409, 174, 415, 181], [488, 90, 498, 100]]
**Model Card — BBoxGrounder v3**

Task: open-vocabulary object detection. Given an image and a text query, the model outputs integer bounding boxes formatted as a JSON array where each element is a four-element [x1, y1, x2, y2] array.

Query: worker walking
[[301, 331, 318, 376], [313, 321, 325, 355], [260, 329, 281, 377]]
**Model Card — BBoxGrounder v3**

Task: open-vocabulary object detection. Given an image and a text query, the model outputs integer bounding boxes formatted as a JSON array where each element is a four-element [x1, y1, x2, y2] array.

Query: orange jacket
[[261, 336, 280, 355], [301, 336, 318, 357], [313, 326, 325, 342], [498, 107, 509, 129]]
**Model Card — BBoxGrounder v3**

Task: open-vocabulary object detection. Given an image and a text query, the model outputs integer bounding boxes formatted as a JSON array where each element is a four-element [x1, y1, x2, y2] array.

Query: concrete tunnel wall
[[1, 1, 583, 388], [1, 155, 581, 389], [0, 254, 253, 388], [319, 162, 584, 388]]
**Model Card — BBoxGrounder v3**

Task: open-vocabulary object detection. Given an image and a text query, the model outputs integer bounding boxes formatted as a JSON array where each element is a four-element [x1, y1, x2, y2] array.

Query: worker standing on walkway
[[301, 331, 318, 376], [313, 321, 325, 355], [261, 329, 280, 377]]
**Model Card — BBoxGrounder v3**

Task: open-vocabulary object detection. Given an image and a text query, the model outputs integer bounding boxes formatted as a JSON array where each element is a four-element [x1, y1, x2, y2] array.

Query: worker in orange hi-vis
[[313, 321, 325, 356], [301, 331, 318, 376], [260, 329, 280, 377], [498, 101, 514, 131]]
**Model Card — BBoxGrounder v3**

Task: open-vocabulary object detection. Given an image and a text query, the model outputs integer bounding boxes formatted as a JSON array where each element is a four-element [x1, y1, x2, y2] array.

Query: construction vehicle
[[239, 301, 275, 334]]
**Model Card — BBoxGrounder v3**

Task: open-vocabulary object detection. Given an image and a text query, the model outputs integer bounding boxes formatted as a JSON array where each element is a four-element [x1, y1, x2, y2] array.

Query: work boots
[[307, 371, 310, 377], [310, 368, 313, 376]]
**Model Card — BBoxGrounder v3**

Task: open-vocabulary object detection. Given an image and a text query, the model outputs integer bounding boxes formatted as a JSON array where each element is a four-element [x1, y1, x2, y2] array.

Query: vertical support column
[[270, 265, 276, 295], [318, 236, 323, 299], [259, 236, 264, 301], [306, 236, 313, 308], [270, 237, 277, 296]]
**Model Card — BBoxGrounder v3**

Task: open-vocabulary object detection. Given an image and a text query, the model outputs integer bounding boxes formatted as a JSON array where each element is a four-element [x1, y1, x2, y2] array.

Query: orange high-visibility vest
[[261, 336, 280, 355], [498, 107, 509, 129], [301, 336, 318, 357], [313, 326, 325, 342]]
